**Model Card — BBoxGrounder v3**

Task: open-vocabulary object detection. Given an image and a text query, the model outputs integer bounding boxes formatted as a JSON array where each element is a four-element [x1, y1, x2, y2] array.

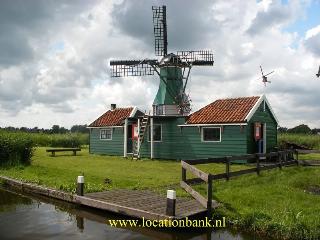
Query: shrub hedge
[[0, 131, 34, 166]]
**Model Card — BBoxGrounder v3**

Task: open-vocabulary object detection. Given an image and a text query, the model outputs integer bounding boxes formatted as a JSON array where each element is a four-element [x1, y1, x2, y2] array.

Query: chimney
[[111, 104, 116, 110]]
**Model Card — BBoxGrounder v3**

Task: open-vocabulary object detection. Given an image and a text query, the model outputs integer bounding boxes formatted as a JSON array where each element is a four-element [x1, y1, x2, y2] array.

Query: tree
[[278, 126, 288, 133], [51, 125, 60, 134], [287, 124, 312, 134], [71, 124, 89, 133], [311, 128, 320, 135]]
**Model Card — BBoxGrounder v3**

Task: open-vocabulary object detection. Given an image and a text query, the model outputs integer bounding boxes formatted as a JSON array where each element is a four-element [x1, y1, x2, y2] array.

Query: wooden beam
[[229, 168, 257, 177], [260, 164, 279, 171], [180, 181, 207, 208], [212, 173, 227, 180], [181, 161, 209, 182], [229, 154, 257, 161], [184, 177, 205, 185], [184, 157, 226, 165]]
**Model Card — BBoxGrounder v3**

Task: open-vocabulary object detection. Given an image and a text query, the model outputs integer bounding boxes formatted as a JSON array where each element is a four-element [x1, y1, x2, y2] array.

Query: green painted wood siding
[[247, 102, 278, 153], [89, 128, 124, 155], [140, 118, 247, 160]]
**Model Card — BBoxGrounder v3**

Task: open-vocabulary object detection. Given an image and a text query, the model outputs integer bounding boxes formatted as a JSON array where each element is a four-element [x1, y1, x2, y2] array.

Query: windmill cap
[[159, 53, 182, 66]]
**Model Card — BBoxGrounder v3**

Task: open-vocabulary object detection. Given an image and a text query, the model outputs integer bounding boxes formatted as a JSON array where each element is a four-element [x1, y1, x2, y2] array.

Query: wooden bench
[[46, 148, 81, 157]]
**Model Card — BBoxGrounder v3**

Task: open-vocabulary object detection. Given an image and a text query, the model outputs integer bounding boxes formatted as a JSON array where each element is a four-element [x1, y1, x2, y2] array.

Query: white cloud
[[0, 0, 320, 129], [305, 25, 320, 39]]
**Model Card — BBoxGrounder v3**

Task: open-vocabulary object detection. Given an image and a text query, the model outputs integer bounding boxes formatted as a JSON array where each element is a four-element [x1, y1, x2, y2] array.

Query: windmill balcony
[[153, 104, 182, 116]]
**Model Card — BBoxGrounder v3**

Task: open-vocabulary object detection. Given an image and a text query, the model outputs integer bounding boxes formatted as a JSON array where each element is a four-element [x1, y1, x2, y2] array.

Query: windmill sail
[[109, 5, 214, 116], [176, 50, 214, 66], [152, 6, 168, 56], [110, 60, 158, 77]]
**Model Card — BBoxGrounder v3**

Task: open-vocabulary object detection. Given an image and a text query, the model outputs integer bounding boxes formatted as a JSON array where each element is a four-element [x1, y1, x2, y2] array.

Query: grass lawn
[[1, 147, 320, 239], [298, 153, 320, 161]]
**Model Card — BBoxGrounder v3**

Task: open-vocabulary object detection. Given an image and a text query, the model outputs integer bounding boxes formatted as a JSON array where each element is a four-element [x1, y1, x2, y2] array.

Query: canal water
[[0, 187, 257, 240]]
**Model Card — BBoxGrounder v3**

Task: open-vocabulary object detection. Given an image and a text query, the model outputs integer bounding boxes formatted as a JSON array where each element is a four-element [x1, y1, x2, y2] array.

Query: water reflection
[[0, 187, 256, 240]]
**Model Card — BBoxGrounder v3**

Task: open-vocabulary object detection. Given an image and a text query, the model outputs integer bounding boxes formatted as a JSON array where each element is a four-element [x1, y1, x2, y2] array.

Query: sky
[[0, 0, 319, 129]]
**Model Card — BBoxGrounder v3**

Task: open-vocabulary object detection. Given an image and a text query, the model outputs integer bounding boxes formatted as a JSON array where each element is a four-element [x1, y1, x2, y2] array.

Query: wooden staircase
[[132, 114, 149, 159]]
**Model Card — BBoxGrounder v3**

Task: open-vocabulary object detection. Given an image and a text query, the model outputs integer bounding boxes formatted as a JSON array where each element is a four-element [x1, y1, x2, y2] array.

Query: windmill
[[316, 65, 320, 78], [257, 65, 274, 86], [110, 6, 214, 116]]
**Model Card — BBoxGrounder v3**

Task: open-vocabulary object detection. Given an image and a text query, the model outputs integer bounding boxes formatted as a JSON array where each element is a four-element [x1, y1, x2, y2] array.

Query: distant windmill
[[109, 6, 214, 115], [316, 65, 320, 78], [257, 65, 274, 86]]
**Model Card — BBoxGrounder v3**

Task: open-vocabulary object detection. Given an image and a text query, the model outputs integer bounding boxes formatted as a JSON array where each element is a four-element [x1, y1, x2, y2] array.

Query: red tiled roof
[[89, 107, 133, 127], [187, 96, 260, 124]]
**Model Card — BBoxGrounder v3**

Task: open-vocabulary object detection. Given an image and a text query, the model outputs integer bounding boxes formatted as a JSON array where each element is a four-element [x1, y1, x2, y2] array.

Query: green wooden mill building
[[88, 5, 278, 160], [88, 94, 278, 160]]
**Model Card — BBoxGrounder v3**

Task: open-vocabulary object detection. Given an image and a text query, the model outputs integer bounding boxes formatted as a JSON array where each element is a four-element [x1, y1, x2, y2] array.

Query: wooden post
[[76, 176, 84, 196], [278, 152, 282, 170], [225, 157, 230, 181], [182, 167, 186, 182], [137, 118, 140, 156], [207, 174, 213, 217], [150, 117, 154, 159], [284, 151, 287, 164], [166, 190, 176, 216], [256, 154, 260, 175], [295, 150, 299, 165], [124, 119, 128, 158]]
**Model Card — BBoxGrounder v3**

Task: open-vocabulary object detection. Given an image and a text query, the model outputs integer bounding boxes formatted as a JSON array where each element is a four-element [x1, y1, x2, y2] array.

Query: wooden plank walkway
[[85, 189, 207, 220], [0, 176, 206, 220]]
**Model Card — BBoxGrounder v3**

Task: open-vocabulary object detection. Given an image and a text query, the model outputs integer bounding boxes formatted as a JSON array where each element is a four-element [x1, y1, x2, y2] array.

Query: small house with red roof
[[88, 105, 144, 155], [88, 95, 278, 160]]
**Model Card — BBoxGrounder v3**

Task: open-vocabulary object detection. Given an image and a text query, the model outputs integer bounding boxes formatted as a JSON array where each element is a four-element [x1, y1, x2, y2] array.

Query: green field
[[0, 147, 320, 239]]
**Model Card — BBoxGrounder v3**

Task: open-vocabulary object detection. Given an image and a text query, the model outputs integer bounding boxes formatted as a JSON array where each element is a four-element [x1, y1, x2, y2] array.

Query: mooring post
[[76, 216, 84, 231], [166, 190, 176, 216], [77, 176, 84, 196]]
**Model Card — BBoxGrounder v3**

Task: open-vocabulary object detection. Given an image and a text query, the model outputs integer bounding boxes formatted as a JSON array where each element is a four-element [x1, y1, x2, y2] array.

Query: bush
[[0, 131, 34, 166]]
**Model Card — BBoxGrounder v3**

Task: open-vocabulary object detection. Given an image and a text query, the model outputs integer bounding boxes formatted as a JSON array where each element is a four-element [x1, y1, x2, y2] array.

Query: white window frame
[[201, 127, 221, 142], [148, 124, 162, 142], [100, 128, 112, 140]]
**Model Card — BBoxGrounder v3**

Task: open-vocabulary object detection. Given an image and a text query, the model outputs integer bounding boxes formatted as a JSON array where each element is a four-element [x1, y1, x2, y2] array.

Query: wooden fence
[[295, 149, 320, 166], [180, 150, 298, 216]]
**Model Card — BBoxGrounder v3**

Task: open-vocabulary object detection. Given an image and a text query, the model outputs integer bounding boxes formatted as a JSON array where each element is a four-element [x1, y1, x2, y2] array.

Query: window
[[153, 105, 164, 116], [202, 127, 221, 142], [100, 128, 112, 140], [148, 124, 162, 142]]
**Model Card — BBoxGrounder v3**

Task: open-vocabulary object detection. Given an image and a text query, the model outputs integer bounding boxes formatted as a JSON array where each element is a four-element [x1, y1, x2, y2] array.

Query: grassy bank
[[278, 133, 320, 149], [0, 148, 319, 239]]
